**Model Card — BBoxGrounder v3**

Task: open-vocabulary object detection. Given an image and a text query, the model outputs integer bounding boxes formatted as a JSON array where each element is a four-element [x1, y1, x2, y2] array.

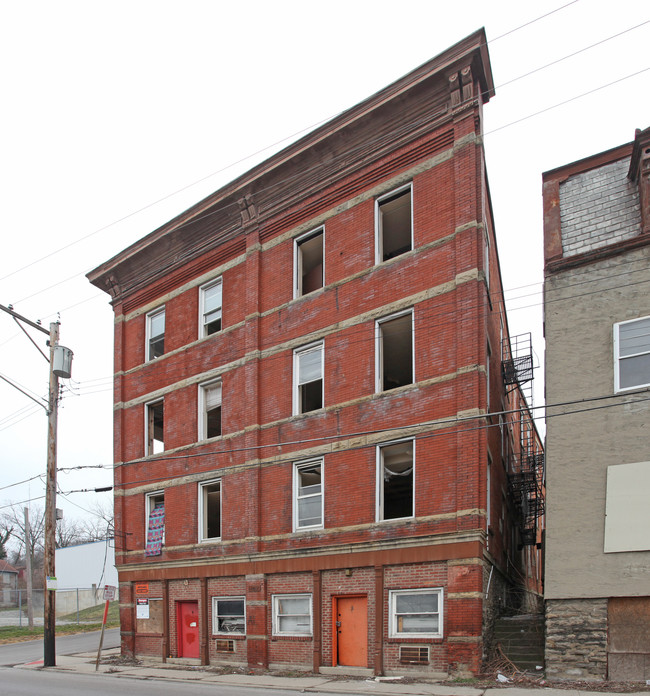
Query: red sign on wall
[[135, 582, 149, 595]]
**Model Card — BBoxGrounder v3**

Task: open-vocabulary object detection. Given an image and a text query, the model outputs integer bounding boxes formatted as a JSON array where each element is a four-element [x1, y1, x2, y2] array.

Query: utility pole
[[43, 320, 59, 667], [0, 305, 72, 668], [23, 508, 34, 628]]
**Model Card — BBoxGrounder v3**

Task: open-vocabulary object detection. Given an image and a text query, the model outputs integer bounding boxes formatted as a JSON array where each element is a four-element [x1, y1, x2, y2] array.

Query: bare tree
[[1, 505, 45, 560], [0, 524, 12, 560], [78, 500, 114, 541]]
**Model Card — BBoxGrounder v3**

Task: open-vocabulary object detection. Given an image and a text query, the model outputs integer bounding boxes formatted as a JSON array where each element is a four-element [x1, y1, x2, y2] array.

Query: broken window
[[212, 597, 245, 634], [389, 589, 442, 638], [376, 185, 412, 262], [200, 278, 223, 337], [199, 479, 221, 541], [614, 315, 650, 392], [376, 311, 413, 391], [272, 594, 312, 636], [146, 400, 164, 455], [294, 460, 323, 530], [200, 380, 222, 440], [145, 491, 164, 556], [146, 307, 165, 360], [378, 440, 414, 521], [294, 228, 324, 297], [293, 342, 323, 414]]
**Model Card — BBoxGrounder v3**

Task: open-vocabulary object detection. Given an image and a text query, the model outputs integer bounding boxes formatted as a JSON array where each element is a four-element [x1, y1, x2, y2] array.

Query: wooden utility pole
[[23, 508, 34, 628], [43, 321, 60, 667]]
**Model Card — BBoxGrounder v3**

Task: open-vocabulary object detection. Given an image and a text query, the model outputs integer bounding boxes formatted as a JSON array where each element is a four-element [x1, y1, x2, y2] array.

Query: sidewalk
[[17, 648, 650, 696]]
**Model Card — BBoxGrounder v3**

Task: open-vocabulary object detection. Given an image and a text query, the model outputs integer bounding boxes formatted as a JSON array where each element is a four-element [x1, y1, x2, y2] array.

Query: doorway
[[333, 595, 368, 667], [177, 600, 200, 659]]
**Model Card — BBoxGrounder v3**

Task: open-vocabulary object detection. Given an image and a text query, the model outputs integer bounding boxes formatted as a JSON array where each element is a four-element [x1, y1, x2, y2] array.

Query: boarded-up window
[[136, 598, 163, 634], [604, 461, 650, 553]]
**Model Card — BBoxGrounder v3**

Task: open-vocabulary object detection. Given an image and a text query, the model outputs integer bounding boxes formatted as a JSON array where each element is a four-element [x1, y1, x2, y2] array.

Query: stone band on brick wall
[[545, 598, 607, 680]]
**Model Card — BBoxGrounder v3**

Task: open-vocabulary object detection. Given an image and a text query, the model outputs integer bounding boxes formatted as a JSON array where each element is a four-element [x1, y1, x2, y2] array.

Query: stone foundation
[[545, 598, 608, 680]]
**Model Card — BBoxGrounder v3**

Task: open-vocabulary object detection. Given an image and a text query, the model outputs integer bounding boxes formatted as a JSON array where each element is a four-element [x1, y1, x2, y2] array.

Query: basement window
[[200, 278, 223, 337], [399, 646, 430, 664], [199, 380, 222, 440], [376, 185, 412, 262], [389, 588, 443, 638], [146, 307, 165, 360], [376, 311, 413, 392], [145, 400, 164, 455], [378, 439, 414, 521], [293, 342, 323, 415], [294, 228, 324, 297], [614, 315, 650, 392], [199, 479, 221, 542], [212, 597, 245, 635], [294, 460, 323, 530]]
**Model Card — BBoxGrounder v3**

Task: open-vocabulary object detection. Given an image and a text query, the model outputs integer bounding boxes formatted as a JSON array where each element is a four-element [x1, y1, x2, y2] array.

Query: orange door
[[335, 596, 368, 667], [178, 601, 200, 658]]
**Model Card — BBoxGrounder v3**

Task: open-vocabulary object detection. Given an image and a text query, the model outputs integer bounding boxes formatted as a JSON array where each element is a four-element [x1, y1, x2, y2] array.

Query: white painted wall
[[55, 540, 117, 590]]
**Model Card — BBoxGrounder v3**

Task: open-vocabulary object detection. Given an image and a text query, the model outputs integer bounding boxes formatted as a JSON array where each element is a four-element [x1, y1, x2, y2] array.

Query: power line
[[1, 3, 637, 304]]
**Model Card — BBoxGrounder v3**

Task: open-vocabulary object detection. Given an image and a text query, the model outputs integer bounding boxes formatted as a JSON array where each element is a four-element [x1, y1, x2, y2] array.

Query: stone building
[[543, 127, 650, 681], [88, 29, 542, 677]]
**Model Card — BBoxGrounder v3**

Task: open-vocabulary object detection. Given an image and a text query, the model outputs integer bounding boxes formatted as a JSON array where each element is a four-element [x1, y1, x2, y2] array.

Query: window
[[145, 491, 164, 556], [199, 479, 221, 541], [294, 460, 323, 530], [389, 588, 443, 638], [376, 311, 413, 391], [272, 594, 312, 636], [614, 315, 650, 392], [293, 342, 323, 414], [146, 307, 165, 360], [212, 597, 245, 634], [199, 380, 222, 440], [200, 278, 223, 337], [376, 185, 412, 262], [377, 439, 414, 521], [145, 400, 164, 455], [294, 228, 324, 297]]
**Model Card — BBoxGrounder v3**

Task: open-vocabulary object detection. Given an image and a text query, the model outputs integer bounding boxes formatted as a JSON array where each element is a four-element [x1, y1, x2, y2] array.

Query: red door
[[178, 601, 200, 658], [334, 596, 368, 667]]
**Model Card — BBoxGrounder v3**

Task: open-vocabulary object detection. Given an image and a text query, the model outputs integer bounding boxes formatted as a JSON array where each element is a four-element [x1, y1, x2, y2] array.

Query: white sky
[[0, 0, 647, 530]]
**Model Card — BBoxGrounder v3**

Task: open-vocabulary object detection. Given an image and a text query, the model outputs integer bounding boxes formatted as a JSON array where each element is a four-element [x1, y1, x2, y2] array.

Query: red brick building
[[88, 30, 543, 677]]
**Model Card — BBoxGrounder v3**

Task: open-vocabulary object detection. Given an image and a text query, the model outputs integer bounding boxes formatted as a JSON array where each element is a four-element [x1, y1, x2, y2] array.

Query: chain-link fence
[[0, 587, 118, 627]]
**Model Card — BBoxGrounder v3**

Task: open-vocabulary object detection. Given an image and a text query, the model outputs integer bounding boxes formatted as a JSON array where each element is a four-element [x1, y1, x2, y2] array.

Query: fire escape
[[502, 333, 545, 547]]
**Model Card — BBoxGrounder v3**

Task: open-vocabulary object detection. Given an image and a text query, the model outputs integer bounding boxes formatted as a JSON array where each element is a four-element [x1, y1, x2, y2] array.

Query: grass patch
[[59, 601, 119, 623], [0, 621, 119, 645]]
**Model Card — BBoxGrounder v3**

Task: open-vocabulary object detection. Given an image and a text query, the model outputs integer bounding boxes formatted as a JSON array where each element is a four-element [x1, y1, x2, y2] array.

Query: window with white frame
[[376, 185, 412, 263], [199, 479, 221, 541], [389, 588, 443, 638], [145, 400, 164, 455], [614, 315, 650, 392], [294, 228, 324, 297], [377, 439, 414, 521], [272, 594, 312, 636], [294, 460, 323, 530], [212, 597, 245, 634], [293, 342, 323, 414], [146, 307, 165, 360], [145, 491, 164, 556], [376, 311, 413, 392], [200, 278, 223, 337], [199, 380, 222, 440]]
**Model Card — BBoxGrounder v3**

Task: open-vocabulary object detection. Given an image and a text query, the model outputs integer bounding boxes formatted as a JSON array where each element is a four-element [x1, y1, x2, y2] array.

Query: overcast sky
[[0, 0, 647, 531]]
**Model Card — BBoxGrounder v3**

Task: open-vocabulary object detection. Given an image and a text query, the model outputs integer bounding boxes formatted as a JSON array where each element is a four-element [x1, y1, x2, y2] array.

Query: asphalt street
[[0, 627, 120, 666]]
